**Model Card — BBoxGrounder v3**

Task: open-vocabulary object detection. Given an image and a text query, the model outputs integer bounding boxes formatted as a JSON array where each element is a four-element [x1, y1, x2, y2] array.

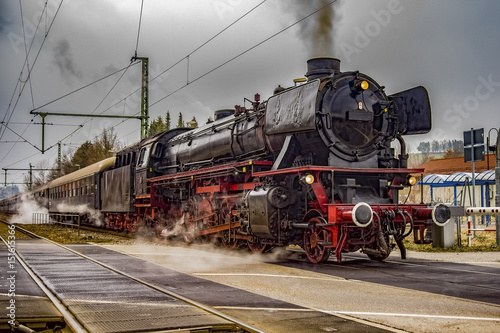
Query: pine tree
[[177, 112, 184, 128], [149, 116, 165, 136], [165, 111, 171, 131]]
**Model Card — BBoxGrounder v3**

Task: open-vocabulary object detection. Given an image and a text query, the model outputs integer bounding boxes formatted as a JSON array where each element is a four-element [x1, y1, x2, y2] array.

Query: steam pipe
[[396, 134, 408, 168]]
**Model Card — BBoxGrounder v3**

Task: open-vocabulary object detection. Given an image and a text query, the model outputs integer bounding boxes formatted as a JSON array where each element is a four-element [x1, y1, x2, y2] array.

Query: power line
[[1, 0, 64, 134], [96, 0, 337, 144], [0, 0, 48, 139], [19, 0, 35, 111], [30, 62, 139, 113], [0, 0, 65, 171], [88, 0, 269, 128], [135, 0, 145, 56], [150, 0, 338, 108]]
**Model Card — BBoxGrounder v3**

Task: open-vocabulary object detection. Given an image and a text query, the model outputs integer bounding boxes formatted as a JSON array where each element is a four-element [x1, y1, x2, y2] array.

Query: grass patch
[[14, 224, 132, 245], [403, 228, 499, 253], [0, 220, 33, 241]]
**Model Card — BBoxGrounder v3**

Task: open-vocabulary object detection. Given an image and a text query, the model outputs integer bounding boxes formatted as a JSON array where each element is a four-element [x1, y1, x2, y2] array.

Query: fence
[[32, 213, 82, 236]]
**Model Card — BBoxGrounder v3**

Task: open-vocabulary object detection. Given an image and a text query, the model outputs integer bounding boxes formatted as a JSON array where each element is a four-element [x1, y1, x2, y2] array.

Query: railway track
[[1, 220, 262, 333], [6, 218, 499, 332]]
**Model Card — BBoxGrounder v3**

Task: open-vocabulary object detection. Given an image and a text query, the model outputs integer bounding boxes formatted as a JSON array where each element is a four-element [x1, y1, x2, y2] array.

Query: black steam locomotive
[[1, 57, 450, 263]]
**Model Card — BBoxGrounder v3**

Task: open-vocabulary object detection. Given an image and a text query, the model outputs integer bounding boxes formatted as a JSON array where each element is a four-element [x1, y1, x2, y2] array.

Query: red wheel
[[221, 230, 238, 249], [198, 198, 215, 228], [248, 240, 271, 253], [303, 218, 331, 263]]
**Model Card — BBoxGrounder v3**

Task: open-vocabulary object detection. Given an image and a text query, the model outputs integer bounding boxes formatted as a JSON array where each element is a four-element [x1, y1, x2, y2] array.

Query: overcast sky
[[1, 0, 499, 186]]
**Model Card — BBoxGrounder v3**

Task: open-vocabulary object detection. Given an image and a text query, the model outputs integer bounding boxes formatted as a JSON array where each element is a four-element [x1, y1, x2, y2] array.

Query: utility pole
[[29, 112, 144, 153], [131, 55, 149, 139], [29, 55, 150, 153], [464, 128, 485, 237], [495, 127, 500, 246], [3, 165, 60, 190]]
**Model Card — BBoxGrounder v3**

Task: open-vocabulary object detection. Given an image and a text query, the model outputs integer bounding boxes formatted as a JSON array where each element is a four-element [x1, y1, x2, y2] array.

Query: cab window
[[137, 146, 150, 168]]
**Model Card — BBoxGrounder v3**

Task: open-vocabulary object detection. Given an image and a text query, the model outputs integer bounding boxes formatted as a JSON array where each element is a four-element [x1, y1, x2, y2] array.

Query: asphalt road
[[96, 242, 500, 333]]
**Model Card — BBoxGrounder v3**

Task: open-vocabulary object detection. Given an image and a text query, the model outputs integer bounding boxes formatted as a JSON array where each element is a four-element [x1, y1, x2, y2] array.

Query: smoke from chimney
[[286, 0, 341, 58]]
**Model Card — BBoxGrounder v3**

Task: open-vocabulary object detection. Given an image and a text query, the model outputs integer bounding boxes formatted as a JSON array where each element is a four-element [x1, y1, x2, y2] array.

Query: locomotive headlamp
[[352, 80, 370, 94], [300, 174, 315, 185], [407, 176, 417, 186]]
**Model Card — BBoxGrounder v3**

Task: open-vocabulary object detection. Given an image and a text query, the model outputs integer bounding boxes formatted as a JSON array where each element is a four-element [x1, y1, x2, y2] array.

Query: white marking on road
[[217, 306, 500, 322], [323, 310, 500, 322], [344, 254, 500, 277], [215, 306, 315, 312], [192, 273, 351, 281]]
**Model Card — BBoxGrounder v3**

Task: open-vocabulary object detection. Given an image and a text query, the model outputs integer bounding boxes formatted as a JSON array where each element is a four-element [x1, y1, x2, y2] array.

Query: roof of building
[[419, 153, 496, 175]]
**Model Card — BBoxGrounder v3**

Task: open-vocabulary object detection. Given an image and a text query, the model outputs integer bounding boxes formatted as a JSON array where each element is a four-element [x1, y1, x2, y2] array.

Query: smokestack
[[305, 57, 340, 81]]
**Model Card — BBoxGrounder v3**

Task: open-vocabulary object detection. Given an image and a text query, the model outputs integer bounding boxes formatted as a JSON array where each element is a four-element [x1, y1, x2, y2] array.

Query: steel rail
[[8, 221, 265, 333], [0, 221, 86, 333]]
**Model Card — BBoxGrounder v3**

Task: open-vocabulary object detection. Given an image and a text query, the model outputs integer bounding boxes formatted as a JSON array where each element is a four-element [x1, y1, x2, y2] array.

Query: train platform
[[0, 242, 65, 332], [13, 239, 238, 333]]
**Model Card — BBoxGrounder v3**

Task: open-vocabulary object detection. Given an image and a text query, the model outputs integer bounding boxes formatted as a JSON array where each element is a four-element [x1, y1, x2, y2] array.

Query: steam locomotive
[[0, 57, 450, 263]]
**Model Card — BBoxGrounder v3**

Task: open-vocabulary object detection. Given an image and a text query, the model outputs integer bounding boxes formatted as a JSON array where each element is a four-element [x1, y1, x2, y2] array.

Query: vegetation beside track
[[0, 218, 32, 240], [20, 224, 133, 244], [1, 215, 132, 244], [402, 228, 499, 253]]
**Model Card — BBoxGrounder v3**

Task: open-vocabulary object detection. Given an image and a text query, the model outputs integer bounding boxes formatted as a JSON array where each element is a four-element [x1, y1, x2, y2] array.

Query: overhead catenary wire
[[19, 0, 35, 111], [26, 0, 144, 144], [98, 0, 338, 142], [0, 0, 65, 182], [90, 0, 269, 123], [0, 0, 50, 139], [150, 0, 338, 108], [134, 0, 145, 56], [1, 0, 64, 140], [30, 62, 139, 113]]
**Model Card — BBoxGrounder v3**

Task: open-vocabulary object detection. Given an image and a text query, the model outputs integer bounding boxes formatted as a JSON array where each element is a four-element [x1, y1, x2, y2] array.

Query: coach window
[[90, 176, 95, 195]]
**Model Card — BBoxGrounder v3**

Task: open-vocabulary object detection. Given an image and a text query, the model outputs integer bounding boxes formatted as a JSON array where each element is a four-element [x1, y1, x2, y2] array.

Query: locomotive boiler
[[144, 57, 450, 263]]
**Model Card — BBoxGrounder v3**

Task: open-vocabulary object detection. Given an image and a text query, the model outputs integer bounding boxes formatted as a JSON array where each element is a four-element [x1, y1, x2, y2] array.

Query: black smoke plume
[[285, 0, 341, 57]]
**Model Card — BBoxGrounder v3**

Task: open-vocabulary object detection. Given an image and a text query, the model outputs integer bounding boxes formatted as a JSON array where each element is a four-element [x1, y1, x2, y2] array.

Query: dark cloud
[[0, 1, 14, 35], [52, 38, 83, 79]]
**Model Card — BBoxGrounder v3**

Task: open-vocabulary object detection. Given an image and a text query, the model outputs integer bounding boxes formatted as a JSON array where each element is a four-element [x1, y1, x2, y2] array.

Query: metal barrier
[[465, 207, 499, 247], [31, 213, 82, 236], [32, 213, 53, 224]]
